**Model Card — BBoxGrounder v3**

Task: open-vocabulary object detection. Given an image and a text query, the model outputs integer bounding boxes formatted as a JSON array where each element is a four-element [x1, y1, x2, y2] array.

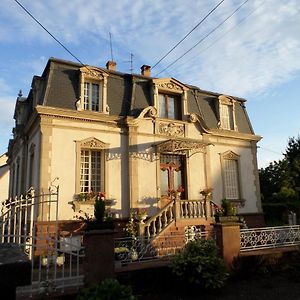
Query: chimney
[[141, 65, 151, 77], [106, 60, 116, 71]]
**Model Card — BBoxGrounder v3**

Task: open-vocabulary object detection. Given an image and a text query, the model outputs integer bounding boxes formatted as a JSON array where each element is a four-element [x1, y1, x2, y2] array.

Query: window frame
[[78, 66, 108, 113], [158, 93, 182, 120], [220, 151, 242, 201], [218, 95, 237, 131], [75, 137, 108, 195]]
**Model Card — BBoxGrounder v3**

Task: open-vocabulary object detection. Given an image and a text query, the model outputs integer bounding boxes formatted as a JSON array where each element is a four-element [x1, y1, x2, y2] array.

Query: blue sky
[[1, 0, 300, 168]]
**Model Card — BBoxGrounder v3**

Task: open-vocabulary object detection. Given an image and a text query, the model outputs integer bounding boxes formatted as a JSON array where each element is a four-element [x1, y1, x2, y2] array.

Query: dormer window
[[78, 66, 108, 113], [153, 78, 188, 121], [218, 95, 237, 131], [84, 81, 102, 111], [159, 93, 181, 120]]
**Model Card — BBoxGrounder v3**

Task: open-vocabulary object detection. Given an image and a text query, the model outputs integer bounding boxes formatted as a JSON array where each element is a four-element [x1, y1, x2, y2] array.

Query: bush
[[76, 278, 136, 300], [171, 239, 228, 289]]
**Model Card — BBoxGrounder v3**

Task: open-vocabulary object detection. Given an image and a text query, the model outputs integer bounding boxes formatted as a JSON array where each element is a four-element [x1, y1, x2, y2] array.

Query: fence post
[[83, 229, 115, 285], [214, 223, 241, 270]]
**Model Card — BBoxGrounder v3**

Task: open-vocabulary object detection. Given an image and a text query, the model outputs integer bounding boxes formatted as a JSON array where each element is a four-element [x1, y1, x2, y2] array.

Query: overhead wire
[[152, 0, 226, 69], [167, 4, 262, 74], [13, 0, 86, 66], [155, 0, 250, 76]]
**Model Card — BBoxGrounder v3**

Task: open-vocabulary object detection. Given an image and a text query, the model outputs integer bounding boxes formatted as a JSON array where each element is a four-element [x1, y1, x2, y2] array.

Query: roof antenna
[[109, 32, 114, 61], [124, 53, 134, 74]]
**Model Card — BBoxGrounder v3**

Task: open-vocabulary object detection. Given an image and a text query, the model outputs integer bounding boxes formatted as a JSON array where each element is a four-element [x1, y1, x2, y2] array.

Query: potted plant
[[214, 199, 239, 223], [136, 208, 148, 224]]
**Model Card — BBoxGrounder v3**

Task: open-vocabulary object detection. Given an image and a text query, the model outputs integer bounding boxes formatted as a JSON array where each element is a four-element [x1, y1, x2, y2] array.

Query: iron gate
[[0, 185, 84, 297]]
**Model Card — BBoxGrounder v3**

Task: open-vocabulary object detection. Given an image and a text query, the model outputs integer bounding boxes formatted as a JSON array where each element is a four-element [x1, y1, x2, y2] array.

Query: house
[[0, 153, 9, 204], [6, 57, 263, 235]]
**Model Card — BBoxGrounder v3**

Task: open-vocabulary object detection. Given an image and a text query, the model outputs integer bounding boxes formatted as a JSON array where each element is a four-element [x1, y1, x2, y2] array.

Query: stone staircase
[[138, 197, 215, 256]]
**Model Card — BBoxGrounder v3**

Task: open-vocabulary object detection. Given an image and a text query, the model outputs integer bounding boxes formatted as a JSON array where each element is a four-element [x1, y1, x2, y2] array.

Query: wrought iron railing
[[240, 225, 300, 252], [114, 230, 209, 267]]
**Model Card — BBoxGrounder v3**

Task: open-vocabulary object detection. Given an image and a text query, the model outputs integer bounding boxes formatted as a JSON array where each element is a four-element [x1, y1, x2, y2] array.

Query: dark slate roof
[[25, 57, 254, 135]]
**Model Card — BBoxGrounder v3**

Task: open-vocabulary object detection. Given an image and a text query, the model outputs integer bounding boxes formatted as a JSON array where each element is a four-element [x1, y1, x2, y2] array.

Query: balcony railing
[[240, 225, 300, 252]]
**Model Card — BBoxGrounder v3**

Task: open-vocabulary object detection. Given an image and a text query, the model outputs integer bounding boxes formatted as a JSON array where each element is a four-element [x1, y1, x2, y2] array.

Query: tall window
[[223, 158, 239, 199], [159, 93, 181, 119], [160, 154, 185, 197], [80, 150, 102, 193], [84, 82, 102, 111], [220, 103, 234, 130]]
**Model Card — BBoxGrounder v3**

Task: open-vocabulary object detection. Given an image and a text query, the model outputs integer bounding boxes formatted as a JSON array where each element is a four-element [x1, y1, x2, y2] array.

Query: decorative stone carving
[[129, 152, 158, 162], [157, 82, 182, 92], [80, 66, 106, 80], [189, 113, 197, 123], [156, 139, 207, 154], [138, 106, 157, 119], [79, 137, 108, 149], [158, 122, 185, 137], [222, 151, 239, 160]]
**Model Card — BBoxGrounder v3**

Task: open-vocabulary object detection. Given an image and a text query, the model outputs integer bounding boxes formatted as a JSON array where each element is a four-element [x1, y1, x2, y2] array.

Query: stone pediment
[[222, 150, 239, 160], [80, 66, 108, 80], [78, 137, 109, 149], [153, 78, 188, 93]]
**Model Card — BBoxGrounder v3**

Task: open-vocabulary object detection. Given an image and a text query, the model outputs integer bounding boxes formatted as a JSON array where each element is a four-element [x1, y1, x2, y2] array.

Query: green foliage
[[259, 136, 300, 224], [94, 198, 105, 223], [171, 239, 228, 289], [221, 199, 237, 216], [76, 278, 136, 300]]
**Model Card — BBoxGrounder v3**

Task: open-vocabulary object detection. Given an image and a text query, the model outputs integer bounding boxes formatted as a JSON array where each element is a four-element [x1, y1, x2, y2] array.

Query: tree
[[259, 136, 300, 224]]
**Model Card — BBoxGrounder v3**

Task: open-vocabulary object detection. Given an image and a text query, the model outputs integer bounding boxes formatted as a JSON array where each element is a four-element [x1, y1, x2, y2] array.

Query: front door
[[160, 154, 186, 207]]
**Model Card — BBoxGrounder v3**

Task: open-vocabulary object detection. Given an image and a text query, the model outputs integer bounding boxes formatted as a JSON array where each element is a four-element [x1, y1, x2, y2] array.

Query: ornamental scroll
[[158, 122, 185, 137]]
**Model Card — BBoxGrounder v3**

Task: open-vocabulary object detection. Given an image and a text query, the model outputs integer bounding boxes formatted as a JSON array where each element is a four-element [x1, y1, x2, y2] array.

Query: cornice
[[35, 106, 123, 127]]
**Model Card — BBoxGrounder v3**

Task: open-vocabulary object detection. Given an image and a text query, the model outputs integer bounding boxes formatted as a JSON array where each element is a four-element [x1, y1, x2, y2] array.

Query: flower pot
[[130, 249, 138, 261], [216, 216, 239, 223]]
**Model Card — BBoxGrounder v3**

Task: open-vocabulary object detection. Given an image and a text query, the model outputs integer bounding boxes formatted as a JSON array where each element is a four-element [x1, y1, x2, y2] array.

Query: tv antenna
[[109, 32, 114, 61], [124, 53, 134, 73]]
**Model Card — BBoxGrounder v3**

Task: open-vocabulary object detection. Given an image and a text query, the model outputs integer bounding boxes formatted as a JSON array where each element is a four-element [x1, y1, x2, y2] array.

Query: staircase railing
[[139, 200, 175, 239], [139, 197, 214, 239]]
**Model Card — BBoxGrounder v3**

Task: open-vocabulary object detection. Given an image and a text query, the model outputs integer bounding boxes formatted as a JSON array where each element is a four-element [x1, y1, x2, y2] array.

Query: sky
[[0, 0, 300, 168]]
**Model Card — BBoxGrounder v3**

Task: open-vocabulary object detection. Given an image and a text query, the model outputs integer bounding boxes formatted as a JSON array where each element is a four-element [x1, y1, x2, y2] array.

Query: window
[[160, 154, 185, 197], [159, 93, 181, 119], [76, 137, 107, 195], [80, 150, 102, 193], [78, 66, 108, 113], [220, 103, 234, 130], [83, 82, 102, 111], [223, 159, 239, 199], [218, 95, 236, 131], [221, 151, 241, 200]]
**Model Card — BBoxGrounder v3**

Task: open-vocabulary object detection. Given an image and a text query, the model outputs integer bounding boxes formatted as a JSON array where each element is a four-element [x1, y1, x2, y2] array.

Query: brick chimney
[[141, 65, 151, 77], [106, 60, 116, 71]]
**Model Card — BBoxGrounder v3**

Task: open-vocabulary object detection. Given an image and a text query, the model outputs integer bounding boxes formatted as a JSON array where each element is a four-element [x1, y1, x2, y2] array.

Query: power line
[[13, 0, 86, 66], [168, 4, 261, 74], [155, 0, 250, 76], [152, 0, 226, 69]]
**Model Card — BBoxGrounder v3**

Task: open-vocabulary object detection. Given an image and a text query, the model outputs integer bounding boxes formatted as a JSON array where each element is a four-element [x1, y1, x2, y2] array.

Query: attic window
[[218, 95, 237, 131], [152, 78, 189, 121], [78, 66, 108, 113], [159, 93, 181, 120]]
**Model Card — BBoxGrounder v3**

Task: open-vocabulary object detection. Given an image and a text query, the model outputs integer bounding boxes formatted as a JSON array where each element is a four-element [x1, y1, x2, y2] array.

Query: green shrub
[[171, 239, 228, 289], [76, 278, 136, 300]]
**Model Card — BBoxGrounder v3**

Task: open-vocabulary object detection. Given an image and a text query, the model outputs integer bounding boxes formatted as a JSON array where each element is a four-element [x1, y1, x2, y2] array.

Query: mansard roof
[[20, 57, 255, 135]]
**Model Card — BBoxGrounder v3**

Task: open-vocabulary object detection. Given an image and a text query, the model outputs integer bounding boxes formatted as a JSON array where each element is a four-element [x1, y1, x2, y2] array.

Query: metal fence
[[0, 186, 85, 298], [240, 225, 300, 252], [114, 226, 211, 267]]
